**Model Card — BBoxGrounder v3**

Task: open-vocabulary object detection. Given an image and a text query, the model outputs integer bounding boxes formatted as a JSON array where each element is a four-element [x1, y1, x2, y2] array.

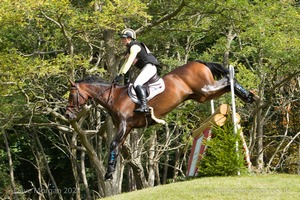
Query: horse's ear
[[68, 79, 76, 87]]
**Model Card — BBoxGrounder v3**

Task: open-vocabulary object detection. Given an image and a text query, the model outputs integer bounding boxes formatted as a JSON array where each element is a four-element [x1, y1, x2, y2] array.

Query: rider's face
[[121, 37, 131, 46]]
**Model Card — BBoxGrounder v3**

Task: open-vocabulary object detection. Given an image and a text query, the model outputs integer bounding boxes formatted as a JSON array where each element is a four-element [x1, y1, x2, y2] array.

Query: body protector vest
[[126, 41, 160, 70]]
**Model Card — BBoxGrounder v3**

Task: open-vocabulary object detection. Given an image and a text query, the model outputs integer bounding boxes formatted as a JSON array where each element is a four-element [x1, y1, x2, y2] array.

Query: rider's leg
[[134, 85, 150, 112], [134, 64, 157, 112]]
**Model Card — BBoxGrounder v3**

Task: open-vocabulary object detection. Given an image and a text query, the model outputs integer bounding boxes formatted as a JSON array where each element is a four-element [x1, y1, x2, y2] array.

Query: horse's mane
[[75, 75, 107, 84]]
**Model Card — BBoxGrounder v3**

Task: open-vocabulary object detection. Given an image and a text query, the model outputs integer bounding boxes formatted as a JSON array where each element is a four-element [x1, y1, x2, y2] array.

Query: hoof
[[249, 90, 260, 103]]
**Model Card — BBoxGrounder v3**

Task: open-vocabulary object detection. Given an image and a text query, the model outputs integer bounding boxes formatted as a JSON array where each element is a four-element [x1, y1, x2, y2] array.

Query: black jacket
[[126, 41, 160, 69]]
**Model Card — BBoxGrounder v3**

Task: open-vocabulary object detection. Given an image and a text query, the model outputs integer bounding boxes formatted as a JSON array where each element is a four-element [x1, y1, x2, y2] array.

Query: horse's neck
[[83, 83, 126, 109], [82, 83, 111, 102]]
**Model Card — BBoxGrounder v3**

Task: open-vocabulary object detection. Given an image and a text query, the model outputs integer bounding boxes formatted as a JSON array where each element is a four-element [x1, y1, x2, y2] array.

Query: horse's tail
[[196, 60, 229, 80]]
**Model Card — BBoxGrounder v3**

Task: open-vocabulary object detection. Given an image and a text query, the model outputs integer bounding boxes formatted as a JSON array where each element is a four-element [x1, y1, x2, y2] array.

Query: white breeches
[[134, 64, 157, 87]]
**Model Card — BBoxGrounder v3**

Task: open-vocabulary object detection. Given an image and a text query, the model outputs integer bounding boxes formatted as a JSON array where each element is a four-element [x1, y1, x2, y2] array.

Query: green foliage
[[197, 119, 246, 177], [235, 63, 258, 89], [237, 1, 300, 72]]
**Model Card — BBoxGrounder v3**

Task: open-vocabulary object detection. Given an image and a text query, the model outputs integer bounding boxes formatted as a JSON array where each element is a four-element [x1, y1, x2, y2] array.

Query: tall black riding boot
[[134, 85, 150, 113], [234, 82, 259, 103]]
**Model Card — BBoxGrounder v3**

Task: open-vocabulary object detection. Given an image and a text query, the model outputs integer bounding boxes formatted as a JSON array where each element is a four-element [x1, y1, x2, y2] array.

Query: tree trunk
[[81, 151, 92, 200], [122, 130, 148, 190], [256, 109, 264, 171], [70, 132, 81, 200], [126, 167, 136, 192], [172, 127, 181, 182], [3, 129, 19, 200], [103, 28, 123, 195], [162, 126, 170, 184], [223, 27, 237, 67], [103, 29, 118, 76], [148, 132, 156, 187], [155, 162, 161, 186], [298, 137, 300, 175]]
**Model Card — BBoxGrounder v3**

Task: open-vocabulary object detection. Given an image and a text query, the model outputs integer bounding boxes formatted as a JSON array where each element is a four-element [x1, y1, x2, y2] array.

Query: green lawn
[[102, 174, 300, 200]]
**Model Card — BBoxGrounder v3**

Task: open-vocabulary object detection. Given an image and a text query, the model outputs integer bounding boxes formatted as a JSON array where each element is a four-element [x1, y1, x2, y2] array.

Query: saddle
[[128, 73, 165, 104]]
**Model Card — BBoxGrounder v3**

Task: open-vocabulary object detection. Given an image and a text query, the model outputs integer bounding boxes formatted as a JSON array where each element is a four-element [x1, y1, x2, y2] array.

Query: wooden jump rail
[[192, 104, 240, 138]]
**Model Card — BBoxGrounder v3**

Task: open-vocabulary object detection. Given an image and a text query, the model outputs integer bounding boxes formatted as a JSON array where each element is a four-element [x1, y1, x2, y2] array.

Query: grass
[[102, 174, 300, 200]]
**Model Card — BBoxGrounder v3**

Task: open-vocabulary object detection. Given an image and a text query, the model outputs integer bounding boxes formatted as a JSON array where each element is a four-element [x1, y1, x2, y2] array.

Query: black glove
[[112, 74, 122, 84]]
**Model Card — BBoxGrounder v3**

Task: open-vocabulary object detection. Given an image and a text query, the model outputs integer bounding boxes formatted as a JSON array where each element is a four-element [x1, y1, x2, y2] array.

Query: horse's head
[[65, 80, 89, 120]]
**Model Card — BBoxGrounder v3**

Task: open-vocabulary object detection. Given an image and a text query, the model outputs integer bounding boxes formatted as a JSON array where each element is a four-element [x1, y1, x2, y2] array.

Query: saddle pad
[[128, 78, 165, 104]]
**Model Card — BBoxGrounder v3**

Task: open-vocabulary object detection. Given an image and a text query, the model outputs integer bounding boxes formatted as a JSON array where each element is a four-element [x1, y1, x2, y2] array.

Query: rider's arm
[[118, 45, 141, 75]]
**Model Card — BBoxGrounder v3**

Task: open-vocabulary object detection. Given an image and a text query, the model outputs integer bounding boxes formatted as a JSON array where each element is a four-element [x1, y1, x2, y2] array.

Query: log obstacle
[[192, 104, 241, 138], [186, 104, 251, 177]]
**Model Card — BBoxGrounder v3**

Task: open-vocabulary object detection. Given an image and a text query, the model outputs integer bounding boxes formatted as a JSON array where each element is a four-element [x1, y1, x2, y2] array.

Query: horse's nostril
[[65, 112, 77, 120], [65, 112, 73, 120]]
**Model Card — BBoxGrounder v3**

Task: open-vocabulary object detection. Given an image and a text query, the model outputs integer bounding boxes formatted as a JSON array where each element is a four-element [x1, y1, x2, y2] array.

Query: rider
[[113, 28, 160, 113]]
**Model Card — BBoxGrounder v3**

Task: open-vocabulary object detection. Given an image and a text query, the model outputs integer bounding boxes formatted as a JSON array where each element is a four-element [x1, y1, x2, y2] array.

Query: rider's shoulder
[[130, 43, 141, 52]]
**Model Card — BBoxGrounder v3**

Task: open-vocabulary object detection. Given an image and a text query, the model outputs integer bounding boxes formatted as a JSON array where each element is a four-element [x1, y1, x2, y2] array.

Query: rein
[[106, 83, 115, 106], [104, 83, 129, 106]]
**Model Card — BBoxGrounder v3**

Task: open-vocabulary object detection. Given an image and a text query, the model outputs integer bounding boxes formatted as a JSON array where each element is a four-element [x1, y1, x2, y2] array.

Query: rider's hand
[[112, 74, 122, 84]]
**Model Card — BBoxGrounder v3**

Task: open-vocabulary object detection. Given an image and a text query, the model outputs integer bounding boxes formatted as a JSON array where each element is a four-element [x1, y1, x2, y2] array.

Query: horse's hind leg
[[205, 86, 230, 101], [201, 76, 260, 103], [201, 77, 229, 94], [233, 82, 260, 103]]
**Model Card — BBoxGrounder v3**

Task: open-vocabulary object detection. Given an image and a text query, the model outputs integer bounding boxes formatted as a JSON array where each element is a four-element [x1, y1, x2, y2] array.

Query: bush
[[197, 119, 246, 177]]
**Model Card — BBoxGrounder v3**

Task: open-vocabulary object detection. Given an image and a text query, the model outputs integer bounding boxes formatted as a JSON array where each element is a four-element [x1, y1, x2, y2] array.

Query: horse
[[65, 60, 258, 180]]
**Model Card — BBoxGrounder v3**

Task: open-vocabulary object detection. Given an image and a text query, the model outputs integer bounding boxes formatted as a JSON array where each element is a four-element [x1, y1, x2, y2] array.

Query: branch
[[136, 0, 186, 33], [121, 142, 148, 189], [276, 131, 300, 170], [270, 70, 300, 92], [14, 122, 72, 132], [41, 11, 73, 55], [41, 11, 62, 28], [21, 50, 66, 57], [256, 69, 300, 112]]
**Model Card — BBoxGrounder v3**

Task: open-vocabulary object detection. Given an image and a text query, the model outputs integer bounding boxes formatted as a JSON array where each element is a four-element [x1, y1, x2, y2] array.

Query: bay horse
[[65, 60, 258, 180]]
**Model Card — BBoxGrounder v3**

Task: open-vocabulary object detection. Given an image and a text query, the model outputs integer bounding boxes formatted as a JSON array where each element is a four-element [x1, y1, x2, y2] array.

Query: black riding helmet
[[120, 28, 136, 40]]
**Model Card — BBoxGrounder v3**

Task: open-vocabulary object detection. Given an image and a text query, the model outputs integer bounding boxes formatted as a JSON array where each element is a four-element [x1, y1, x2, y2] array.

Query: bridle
[[66, 82, 127, 117], [66, 84, 88, 114]]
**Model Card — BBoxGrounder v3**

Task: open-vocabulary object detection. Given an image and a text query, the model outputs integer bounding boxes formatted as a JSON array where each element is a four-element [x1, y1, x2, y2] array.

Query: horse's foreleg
[[105, 140, 119, 180], [105, 122, 131, 180]]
